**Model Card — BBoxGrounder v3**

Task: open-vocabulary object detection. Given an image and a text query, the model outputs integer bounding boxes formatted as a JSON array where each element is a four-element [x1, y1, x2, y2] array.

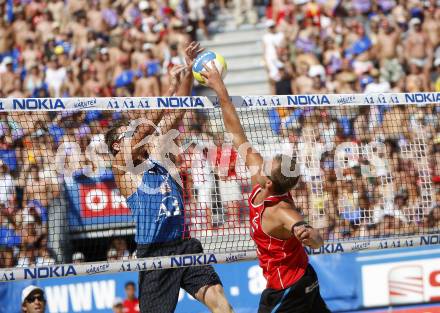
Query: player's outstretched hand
[[185, 41, 204, 68], [201, 61, 225, 91], [169, 64, 187, 90]]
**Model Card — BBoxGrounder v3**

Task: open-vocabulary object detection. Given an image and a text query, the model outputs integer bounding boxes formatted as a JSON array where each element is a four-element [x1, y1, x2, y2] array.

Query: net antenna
[[0, 93, 438, 281]]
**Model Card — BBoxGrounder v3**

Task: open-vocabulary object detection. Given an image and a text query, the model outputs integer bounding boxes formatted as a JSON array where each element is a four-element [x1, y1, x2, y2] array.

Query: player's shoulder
[[266, 198, 296, 214]]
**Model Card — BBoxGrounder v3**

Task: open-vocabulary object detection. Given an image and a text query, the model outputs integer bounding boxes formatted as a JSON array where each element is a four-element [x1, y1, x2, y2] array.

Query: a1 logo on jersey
[[156, 196, 182, 221]]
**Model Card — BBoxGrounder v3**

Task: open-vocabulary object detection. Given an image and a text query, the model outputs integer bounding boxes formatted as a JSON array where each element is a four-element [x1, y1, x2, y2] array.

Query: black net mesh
[[0, 102, 438, 269]]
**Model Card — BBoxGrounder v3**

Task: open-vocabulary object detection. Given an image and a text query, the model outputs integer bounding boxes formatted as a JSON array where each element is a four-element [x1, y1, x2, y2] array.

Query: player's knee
[[200, 284, 229, 309], [209, 284, 225, 298]]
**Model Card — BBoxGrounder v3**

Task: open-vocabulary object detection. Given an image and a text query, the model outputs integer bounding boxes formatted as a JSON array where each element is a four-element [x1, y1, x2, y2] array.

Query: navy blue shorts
[[137, 238, 222, 313], [258, 265, 330, 313]]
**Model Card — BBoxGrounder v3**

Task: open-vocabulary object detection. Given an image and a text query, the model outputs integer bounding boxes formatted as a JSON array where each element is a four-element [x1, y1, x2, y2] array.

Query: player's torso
[[248, 185, 308, 290], [126, 160, 185, 244]]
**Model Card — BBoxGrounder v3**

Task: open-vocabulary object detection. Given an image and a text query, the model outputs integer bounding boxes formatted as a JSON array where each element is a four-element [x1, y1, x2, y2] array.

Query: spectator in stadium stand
[[123, 281, 140, 313], [363, 68, 391, 93], [72, 251, 85, 264], [112, 297, 124, 313], [0, 159, 15, 209], [233, 0, 258, 27], [214, 144, 243, 228], [0, 57, 16, 95], [187, 0, 210, 40], [374, 19, 404, 85], [262, 19, 285, 94], [111, 237, 131, 260], [185, 138, 217, 230], [134, 45, 161, 97], [16, 210, 39, 268], [405, 18, 432, 78], [107, 248, 119, 261], [21, 285, 46, 313]]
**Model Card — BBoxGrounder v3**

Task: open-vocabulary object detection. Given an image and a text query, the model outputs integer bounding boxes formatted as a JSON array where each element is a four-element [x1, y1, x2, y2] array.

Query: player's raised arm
[[201, 63, 265, 187], [270, 202, 324, 249], [158, 42, 205, 134]]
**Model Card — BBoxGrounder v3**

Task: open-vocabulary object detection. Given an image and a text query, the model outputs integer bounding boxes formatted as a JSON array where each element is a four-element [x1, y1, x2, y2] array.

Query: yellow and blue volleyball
[[192, 51, 227, 85]]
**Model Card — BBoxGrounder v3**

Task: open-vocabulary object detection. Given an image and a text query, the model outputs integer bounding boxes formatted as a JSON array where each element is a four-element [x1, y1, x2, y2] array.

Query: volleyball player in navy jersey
[[105, 42, 234, 313]]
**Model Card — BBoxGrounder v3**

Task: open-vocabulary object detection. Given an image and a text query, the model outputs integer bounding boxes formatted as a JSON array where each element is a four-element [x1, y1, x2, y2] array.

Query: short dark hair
[[104, 120, 127, 156], [125, 281, 135, 288], [269, 154, 300, 194]]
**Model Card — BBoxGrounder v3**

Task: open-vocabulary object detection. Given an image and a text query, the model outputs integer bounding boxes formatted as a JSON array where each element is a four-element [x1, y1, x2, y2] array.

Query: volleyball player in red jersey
[[201, 63, 330, 313]]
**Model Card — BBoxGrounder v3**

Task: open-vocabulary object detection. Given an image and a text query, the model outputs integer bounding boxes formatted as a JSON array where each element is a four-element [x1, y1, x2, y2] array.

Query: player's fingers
[[294, 226, 307, 238], [299, 229, 311, 240], [170, 65, 181, 74], [172, 65, 186, 74], [200, 71, 209, 79], [187, 41, 196, 50], [301, 239, 312, 246], [299, 232, 310, 241], [195, 47, 205, 54], [202, 63, 211, 72], [188, 42, 199, 56], [210, 61, 219, 72], [185, 43, 195, 55]]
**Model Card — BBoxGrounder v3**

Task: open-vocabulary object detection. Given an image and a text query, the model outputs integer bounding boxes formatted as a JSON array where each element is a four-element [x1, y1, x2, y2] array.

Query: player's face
[[125, 284, 136, 299], [23, 291, 46, 313], [112, 126, 129, 155]]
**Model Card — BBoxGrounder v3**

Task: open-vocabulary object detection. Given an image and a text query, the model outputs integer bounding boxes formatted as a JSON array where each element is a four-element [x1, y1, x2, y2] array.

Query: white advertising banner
[[362, 258, 440, 307]]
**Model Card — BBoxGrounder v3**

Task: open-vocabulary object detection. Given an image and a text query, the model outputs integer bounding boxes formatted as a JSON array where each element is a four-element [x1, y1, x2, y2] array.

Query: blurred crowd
[[263, 0, 440, 95], [0, 0, 215, 100], [262, 0, 440, 239], [0, 0, 439, 268]]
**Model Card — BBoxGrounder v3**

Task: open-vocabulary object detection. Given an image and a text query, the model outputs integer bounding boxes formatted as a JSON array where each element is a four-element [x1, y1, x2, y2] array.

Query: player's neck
[[259, 187, 274, 199]]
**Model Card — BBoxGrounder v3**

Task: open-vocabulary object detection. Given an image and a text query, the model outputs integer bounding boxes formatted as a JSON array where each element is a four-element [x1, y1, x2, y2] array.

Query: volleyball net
[[0, 92, 439, 281]]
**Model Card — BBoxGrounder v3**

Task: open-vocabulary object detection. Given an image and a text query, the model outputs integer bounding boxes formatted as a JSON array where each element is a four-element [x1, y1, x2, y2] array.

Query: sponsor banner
[[2, 236, 440, 282], [0, 92, 439, 111], [303, 234, 440, 255], [346, 303, 440, 313], [79, 182, 130, 218], [0, 262, 265, 313], [0, 250, 255, 282], [65, 175, 132, 230], [362, 254, 440, 307], [2, 247, 440, 312], [0, 256, 357, 313]]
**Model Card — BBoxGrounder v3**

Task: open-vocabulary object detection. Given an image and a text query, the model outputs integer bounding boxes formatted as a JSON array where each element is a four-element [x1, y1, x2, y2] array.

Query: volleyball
[[192, 51, 227, 85]]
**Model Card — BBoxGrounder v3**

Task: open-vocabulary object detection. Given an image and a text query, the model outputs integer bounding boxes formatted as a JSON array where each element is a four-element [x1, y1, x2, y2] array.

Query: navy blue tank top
[[126, 160, 185, 244]]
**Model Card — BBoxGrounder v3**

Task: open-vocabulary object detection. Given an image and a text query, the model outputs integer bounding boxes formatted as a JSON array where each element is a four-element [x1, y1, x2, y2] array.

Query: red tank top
[[248, 184, 308, 290]]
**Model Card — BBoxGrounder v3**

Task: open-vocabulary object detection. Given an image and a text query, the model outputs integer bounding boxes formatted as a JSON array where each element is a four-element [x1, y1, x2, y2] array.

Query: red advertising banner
[[79, 182, 130, 217]]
